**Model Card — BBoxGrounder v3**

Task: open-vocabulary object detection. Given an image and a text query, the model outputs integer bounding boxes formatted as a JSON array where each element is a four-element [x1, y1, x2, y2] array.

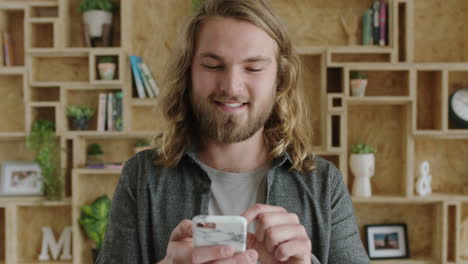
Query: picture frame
[[0, 161, 43, 196], [364, 224, 410, 259]]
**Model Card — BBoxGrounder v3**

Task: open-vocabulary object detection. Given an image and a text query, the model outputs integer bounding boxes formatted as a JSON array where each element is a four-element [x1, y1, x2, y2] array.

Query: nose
[[219, 66, 243, 95]]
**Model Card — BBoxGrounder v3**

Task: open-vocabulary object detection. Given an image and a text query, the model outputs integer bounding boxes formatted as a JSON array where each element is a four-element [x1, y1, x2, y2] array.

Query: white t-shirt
[[197, 159, 271, 233]]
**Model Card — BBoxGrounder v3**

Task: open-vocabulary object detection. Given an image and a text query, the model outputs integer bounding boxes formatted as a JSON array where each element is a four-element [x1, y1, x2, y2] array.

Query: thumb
[[170, 219, 193, 241]]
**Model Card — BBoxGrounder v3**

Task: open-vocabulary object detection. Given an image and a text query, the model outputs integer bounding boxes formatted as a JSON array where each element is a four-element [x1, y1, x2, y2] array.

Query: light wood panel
[[0, 74, 24, 132]]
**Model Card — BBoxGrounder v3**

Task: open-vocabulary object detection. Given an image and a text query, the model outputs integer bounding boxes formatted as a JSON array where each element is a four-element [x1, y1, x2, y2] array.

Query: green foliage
[[66, 105, 95, 120], [26, 120, 63, 200], [87, 143, 103, 155], [350, 71, 368, 79], [192, 0, 206, 10], [79, 195, 111, 250], [78, 0, 118, 13], [135, 139, 150, 147], [351, 143, 376, 154], [98, 56, 116, 64]]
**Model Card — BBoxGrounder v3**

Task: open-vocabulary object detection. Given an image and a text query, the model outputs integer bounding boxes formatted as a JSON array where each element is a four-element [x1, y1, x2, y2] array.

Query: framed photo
[[1, 161, 43, 196], [364, 224, 410, 259]]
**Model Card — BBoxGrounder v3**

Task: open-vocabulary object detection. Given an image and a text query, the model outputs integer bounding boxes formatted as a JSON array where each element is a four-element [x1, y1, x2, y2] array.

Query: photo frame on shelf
[[0, 161, 43, 196], [364, 224, 409, 260]]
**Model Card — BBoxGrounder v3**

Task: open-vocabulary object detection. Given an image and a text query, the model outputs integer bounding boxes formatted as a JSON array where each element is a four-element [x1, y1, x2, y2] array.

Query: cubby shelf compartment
[[0, 7, 25, 67], [345, 67, 410, 97], [299, 53, 326, 148], [71, 169, 121, 264], [14, 204, 72, 264], [354, 202, 444, 263], [448, 70, 468, 131], [413, 137, 468, 198], [26, 18, 58, 49], [30, 54, 89, 84], [63, 87, 122, 132], [0, 73, 25, 132], [347, 103, 411, 198], [89, 50, 124, 85], [415, 70, 443, 131]]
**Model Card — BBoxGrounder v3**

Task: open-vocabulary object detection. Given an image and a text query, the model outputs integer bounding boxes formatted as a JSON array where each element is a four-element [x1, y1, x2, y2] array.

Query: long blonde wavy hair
[[153, 0, 317, 174]]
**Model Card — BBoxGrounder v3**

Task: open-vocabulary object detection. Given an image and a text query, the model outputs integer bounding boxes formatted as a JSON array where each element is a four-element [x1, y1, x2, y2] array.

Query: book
[[129, 55, 147, 98], [0, 32, 3, 66], [107, 92, 114, 131], [362, 9, 373, 45], [139, 62, 160, 97], [114, 91, 123, 131], [3, 32, 13, 66], [379, 0, 387, 46], [137, 62, 156, 98], [372, 0, 380, 46], [97, 93, 107, 131]]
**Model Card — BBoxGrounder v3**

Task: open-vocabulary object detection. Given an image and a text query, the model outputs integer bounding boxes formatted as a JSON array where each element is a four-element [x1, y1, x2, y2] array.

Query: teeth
[[221, 102, 243, 107]]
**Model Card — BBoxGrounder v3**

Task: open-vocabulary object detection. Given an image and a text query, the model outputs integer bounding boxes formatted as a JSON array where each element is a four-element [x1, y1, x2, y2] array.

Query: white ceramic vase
[[83, 10, 112, 38], [350, 79, 368, 97], [349, 153, 375, 197]]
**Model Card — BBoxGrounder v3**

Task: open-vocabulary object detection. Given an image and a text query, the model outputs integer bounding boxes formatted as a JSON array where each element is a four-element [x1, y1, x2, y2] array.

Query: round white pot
[[349, 153, 375, 197], [83, 10, 112, 38], [98, 62, 116, 80], [350, 79, 368, 97]]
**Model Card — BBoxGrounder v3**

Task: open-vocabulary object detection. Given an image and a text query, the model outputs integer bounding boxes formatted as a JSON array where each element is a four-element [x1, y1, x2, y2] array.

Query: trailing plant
[[350, 71, 368, 79], [351, 143, 376, 154], [79, 195, 111, 250], [78, 0, 118, 13], [192, 0, 206, 10], [26, 120, 63, 200], [66, 105, 95, 120]]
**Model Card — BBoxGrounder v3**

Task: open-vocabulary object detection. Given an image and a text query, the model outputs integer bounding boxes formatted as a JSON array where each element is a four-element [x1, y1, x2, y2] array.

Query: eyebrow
[[199, 52, 272, 63]]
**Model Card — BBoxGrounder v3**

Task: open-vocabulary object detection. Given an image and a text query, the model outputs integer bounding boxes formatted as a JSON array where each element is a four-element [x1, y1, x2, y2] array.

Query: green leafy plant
[[350, 71, 368, 79], [66, 105, 95, 120], [192, 0, 206, 10], [351, 143, 376, 154], [87, 143, 103, 155], [79, 195, 111, 250], [78, 0, 118, 13], [98, 56, 116, 64], [135, 139, 150, 147], [26, 120, 63, 200]]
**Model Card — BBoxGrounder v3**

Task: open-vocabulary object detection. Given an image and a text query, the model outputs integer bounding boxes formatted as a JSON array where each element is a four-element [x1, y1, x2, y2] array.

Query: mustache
[[208, 93, 251, 103]]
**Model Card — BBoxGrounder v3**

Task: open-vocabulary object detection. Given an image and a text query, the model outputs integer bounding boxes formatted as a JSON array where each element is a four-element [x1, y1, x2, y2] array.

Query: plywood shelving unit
[[0, 0, 467, 263]]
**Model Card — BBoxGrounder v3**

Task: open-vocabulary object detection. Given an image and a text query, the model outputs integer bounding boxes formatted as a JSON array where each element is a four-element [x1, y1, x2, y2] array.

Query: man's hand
[[158, 219, 259, 264], [242, 204, 312, 264]]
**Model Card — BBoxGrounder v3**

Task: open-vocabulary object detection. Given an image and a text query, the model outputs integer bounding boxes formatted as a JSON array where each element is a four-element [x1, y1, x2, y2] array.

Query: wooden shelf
[[347, 97, 412, 105], [0, 197, 71, 206]]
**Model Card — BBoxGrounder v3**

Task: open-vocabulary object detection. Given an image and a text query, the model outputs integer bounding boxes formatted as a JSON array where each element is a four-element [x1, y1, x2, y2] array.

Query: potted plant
[[66, 105, 95, 130], [26, 120, 63, 200], [134, 139, 150, 154], [97, 56, 116, 80], [78, 0, 118, 39], [87, 143, 104, 168], [79, 195, 111, 262], [349, 143, 376, 197], [350, 71, 368, 97]]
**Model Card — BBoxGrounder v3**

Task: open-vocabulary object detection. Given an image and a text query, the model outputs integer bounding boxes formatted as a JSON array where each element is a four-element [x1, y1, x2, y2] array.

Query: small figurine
[[416, 161, 432, 196]]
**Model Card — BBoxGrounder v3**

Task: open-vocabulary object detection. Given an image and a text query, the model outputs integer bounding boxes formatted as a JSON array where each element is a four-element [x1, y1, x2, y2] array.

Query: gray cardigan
[[96, 149, 370, 264]]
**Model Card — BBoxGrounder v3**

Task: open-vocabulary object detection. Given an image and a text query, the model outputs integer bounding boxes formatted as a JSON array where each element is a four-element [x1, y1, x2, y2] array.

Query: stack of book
[[362, 0, 388, 46], [97, 91, 123, 132], [129, 55, 160, 99]]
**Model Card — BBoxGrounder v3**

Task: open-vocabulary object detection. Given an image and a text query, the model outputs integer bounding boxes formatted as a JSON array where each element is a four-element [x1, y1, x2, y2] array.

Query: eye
[[246, 68, 263, 72], [202, 64, 223, 70]]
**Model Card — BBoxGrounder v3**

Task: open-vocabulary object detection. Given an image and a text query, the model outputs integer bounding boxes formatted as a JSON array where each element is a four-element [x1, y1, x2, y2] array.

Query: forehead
[[194, 16, 277, 60]]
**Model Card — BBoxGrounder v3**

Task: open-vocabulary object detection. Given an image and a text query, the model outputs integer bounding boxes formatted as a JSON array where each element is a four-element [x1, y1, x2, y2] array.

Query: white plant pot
[[350, 79, 368, 97], [83, 10, 112, 38], [98, 63, 116, 80], [349, 153, 375, 197]]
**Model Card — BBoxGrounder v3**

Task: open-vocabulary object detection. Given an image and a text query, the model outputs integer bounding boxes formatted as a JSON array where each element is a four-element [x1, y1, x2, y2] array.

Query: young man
[[97, 0, 370, 263]]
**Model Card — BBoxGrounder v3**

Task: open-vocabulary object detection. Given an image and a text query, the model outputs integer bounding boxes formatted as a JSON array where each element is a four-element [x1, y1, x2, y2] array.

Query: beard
[[190, 90, 276, 144]]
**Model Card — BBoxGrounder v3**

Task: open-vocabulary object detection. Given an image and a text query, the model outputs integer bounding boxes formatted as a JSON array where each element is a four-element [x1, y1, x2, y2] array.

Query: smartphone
[[192, 215, 247, 253]]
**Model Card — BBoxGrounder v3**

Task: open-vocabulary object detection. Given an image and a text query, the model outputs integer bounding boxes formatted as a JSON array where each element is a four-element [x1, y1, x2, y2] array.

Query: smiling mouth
[[214, 101, 249, 108]]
